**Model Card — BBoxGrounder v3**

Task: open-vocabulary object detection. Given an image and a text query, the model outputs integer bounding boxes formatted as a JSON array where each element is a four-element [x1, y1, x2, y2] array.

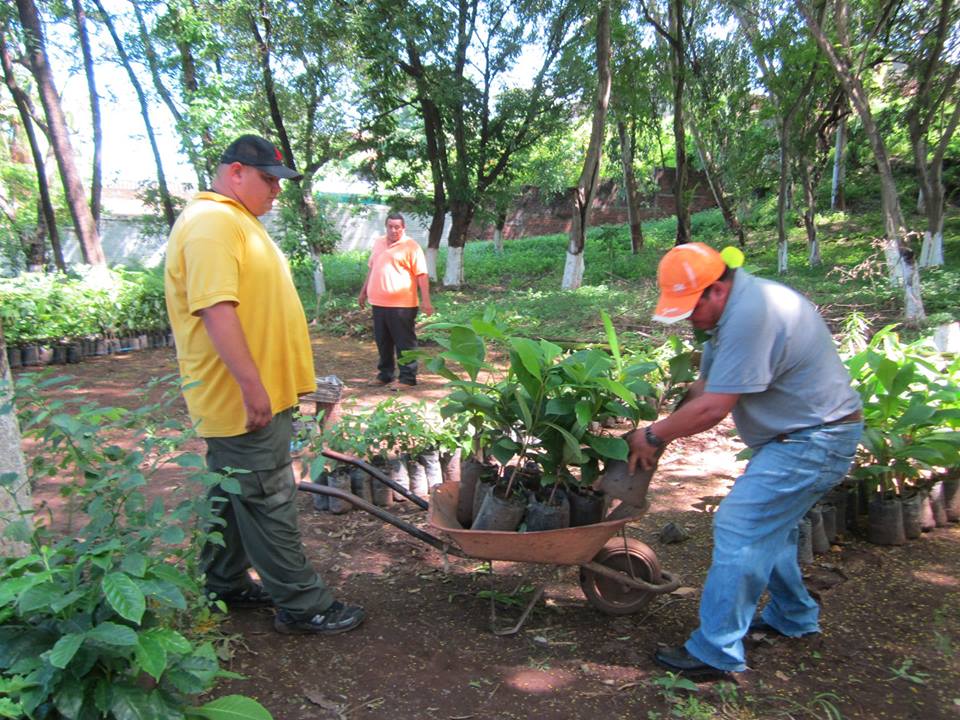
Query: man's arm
[[358, 272, 371, 309], [199, 301, 272, 432], [627, 388, 739, 472], [416, 273, 434, 316]]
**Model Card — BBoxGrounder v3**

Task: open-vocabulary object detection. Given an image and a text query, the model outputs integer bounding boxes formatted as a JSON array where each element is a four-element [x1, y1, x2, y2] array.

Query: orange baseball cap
[[652, 243, 727, 324]]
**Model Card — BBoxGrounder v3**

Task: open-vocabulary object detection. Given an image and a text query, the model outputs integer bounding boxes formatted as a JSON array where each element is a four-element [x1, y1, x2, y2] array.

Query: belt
[[775, 409, 863, 442]]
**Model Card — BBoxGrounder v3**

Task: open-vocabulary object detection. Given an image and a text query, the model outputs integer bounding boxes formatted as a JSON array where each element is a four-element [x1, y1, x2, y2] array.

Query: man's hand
[[358, 289, 367, 309], [421, 301, 434, 316], [239, 379, 273, 432], [627, 428, 660, 473]]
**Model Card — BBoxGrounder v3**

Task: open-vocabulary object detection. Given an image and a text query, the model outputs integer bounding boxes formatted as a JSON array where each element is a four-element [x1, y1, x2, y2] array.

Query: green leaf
[[47, 633, 84, 669], [575, 400, 593, 429], [510, 338, 543, 380], [173, 454, 206, 469], [513, 388, 533, 430], [53, 676, 84, 719], [189, 694, 273, 720], [137, 579, 187, 610], [135, 634, 168, 681], [103, 573, 146, 624], [218, 476, 242, 495], [145, 628, 193, 655], [601, 310, 621, 371], [120, 554, 148, 578], [87, 622, 139, 647], [584, 435, 629, 461], [17, 583, 62, 614]]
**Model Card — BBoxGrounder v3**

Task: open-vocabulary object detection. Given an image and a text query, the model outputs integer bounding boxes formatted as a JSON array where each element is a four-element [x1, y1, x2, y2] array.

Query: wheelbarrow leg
[[487, 568, 545, 636]]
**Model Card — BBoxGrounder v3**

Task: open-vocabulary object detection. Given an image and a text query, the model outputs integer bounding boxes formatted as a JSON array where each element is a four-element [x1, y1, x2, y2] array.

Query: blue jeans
[[685, 421, 862, 671]]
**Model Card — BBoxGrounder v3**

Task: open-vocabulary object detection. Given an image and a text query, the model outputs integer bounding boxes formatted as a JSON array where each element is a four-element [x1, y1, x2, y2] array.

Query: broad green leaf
[[218, 476, 242, 495], [584, 435, 629, 461], [173, 454, 205, 469], [538, 339, 563, 363], [873, 357, 900, 394], [513, 388, 533, 429], [135, 634, 169, 681], [120, 554, 148, 578], [575, 400, 593, 429], [50, 589, 87, 613], [103, 573, 146, 624], [189, 694, 273, 720], [47, 633, 84, 669], [87, 622, 139, 647], [160, 526, 185, 545], [17, 583, 62, 614], [510, 338, 543, 380], [145, 627, 193, 655], [53, 675, 84, 719], [137, 579, 187, 610]]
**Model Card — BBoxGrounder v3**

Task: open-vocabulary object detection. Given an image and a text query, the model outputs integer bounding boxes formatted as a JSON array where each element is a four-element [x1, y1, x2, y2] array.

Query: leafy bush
[[0, 267, 169, 345], [0, 373, 272, 719], [845, 326, 960, 495]]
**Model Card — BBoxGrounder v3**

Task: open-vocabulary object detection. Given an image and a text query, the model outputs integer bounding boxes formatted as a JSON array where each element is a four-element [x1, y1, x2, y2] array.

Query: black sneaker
[[398, 377, 417, 387], [273, 601, 366, 635], [208, 582, 273, 609]]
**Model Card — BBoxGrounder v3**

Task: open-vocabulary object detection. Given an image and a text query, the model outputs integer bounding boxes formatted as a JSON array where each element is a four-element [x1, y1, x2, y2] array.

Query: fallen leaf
[[671, 586, 698, 597], [304, 691, 342, 712]]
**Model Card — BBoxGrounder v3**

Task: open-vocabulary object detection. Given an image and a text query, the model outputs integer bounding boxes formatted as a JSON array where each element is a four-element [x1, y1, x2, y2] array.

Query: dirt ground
[[17, 333, 960, 720]]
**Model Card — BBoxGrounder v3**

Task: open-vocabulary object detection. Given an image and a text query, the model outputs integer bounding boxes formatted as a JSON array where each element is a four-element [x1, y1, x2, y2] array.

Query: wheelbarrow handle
[[299, 482, 466, 558], [321, 449, 429, 511], [579, 561, 682, 595]]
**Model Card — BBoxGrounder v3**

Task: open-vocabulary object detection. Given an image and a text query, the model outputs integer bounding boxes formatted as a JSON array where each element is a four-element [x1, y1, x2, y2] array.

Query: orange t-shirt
[[365, 235, 428, 308]]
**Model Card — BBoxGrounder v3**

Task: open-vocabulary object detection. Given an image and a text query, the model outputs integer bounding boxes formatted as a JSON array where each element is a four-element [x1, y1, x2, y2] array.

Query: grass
[[301, 202, 960, 348]]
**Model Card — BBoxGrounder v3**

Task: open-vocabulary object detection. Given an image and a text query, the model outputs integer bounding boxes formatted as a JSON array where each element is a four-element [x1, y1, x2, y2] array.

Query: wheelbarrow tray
[[427, 482, 645, 565]]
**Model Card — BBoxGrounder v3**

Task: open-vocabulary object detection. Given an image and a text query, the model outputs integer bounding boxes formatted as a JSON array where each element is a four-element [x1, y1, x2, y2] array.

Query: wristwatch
[[645, 425, 666, 448]]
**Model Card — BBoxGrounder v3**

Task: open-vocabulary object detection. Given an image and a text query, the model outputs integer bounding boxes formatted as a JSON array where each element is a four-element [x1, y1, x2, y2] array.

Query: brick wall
[[470, 167, 717, 240]]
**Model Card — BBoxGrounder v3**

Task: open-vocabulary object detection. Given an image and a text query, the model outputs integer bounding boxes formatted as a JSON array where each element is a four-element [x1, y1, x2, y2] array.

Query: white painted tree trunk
[[917, 188, 925, 214], [561, 251, 584, 290], [0, 358, 31, 557], [831, 119, 846, 210], [443, 246, 464, 288], [903, 259, 925, 324], [493, 228, 503, 254], [425, 247, 439, 281], [919, 230, 944, 267], [312, 254, 326, 297], [808, 238, 820, 266], [777, 239, 788, 274]]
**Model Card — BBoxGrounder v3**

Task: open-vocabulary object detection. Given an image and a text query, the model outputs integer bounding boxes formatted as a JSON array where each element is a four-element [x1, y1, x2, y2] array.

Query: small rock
[[658, 521, 690, 544]]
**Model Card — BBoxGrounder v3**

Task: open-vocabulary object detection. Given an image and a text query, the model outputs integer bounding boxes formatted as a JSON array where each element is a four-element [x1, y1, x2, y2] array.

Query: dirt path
[[16, 333, 960, 720]]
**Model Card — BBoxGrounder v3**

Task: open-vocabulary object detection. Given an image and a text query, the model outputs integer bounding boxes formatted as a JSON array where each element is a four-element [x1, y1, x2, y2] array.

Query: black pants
[[372, 305, 418, 382]]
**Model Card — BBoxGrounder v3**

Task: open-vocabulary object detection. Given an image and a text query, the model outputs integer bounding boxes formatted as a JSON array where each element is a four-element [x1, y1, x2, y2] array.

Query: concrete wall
[[61, 204, 444, 268]]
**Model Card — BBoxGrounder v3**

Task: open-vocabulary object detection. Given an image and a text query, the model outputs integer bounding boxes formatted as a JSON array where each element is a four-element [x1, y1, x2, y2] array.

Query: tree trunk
[[16, 0, 104, 265], [493, 208, 507, 254], [71, 0, 101, 230], [618, 121, 644, 253], [669, 0, 691, 245], [425, 203, 445, 281], [132, 1, 210, 188], [800, 162, 820, 266], [563, 0, 611, 291], [688, 118, 745, 247], [444, 201, 476, 287], [909, 113, 948, 268], [0, 317, 31, 558], [0, 31, 63, 270], [831, 117, 846, 211], [798, 0, 925, 323], [94, 0, 176, 229], [776, 122, 791, 274]]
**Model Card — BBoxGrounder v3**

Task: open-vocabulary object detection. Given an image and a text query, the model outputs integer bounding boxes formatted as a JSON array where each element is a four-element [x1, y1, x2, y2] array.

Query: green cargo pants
[[202, 408, 333, 620]]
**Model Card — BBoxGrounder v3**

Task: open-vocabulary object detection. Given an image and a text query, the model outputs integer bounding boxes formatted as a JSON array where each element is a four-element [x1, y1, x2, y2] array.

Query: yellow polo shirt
[[164, 192, 315, 437]]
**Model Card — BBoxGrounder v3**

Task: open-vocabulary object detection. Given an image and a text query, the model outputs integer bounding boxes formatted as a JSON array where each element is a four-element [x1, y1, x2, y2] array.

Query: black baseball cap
[[219, 134, 302, 180]]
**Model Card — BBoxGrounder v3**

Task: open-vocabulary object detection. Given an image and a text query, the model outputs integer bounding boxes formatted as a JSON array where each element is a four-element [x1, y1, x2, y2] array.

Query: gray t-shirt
[[700, 270, 861, 448]]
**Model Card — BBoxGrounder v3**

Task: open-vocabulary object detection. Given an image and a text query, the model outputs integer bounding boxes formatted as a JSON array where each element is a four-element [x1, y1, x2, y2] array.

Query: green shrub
[[0, 268, 169, 345], [0, 373, 271, 719]]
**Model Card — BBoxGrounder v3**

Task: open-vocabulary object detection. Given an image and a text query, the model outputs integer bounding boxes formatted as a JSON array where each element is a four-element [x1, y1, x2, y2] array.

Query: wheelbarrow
[[298, 449, 681, 634]]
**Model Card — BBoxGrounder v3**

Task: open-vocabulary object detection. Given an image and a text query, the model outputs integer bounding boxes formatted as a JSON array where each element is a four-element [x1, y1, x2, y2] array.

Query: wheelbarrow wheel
[[580, 538, 662, 615]]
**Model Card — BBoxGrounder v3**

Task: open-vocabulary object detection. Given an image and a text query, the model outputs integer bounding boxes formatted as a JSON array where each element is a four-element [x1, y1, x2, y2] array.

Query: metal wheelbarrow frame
[[299, 449, 681, 634]]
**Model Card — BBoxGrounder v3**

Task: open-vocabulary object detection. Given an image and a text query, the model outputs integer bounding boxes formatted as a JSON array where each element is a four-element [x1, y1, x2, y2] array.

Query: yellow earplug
[[720, 246, 745, 268]]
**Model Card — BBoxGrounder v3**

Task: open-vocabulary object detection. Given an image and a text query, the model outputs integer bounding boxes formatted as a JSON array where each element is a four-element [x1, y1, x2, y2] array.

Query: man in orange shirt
[[358, 213, 434, 386]]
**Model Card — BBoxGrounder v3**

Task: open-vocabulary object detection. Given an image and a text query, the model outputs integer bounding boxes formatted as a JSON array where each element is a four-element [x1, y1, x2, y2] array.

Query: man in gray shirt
[[628, 242, 862, 678]]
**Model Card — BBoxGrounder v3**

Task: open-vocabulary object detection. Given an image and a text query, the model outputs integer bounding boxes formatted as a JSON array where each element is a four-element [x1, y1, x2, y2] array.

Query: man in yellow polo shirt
[[165, 134, 364, 635], [358, 212, 433, 386]]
